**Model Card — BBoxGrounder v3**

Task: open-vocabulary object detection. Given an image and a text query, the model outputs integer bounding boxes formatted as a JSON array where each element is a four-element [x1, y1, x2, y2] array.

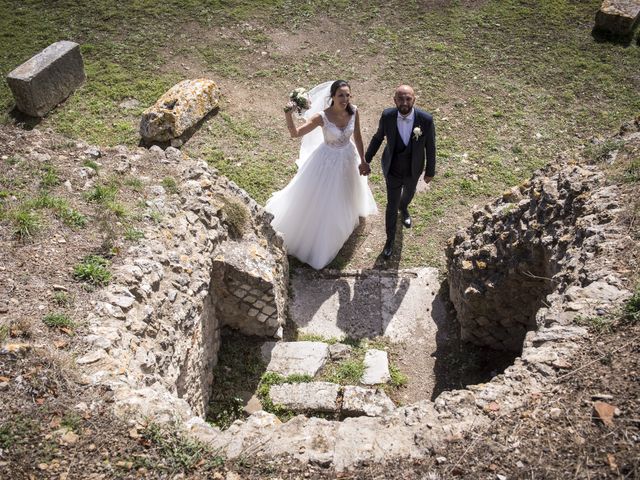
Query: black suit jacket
[[365, 107, 436, 180]]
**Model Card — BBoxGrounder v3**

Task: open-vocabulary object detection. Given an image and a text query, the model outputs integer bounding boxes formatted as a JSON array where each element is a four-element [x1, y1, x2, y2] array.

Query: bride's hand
[[283, 101, 296, 114]]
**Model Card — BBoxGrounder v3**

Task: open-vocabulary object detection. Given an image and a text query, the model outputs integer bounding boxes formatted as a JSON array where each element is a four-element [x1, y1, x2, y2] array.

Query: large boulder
[[6, 41, 85, 117], [139, 78, 220, 142], [595, 0, 640, 37]]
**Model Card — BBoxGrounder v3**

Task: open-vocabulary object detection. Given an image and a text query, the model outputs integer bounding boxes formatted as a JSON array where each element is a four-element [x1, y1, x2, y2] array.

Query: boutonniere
[[413, 126, 422, 141]]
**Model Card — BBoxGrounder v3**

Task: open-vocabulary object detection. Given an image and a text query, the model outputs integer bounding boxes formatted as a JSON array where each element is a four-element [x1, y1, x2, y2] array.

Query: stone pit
[[76, 130, 635, 470]]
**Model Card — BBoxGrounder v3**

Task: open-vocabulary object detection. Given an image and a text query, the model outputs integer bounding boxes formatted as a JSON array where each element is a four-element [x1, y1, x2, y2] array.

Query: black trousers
[[385, 173, 419, 240]]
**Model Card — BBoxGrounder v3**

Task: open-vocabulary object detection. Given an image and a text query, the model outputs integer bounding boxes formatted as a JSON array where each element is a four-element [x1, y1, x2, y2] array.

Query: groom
[[361, 85, 436, 259]]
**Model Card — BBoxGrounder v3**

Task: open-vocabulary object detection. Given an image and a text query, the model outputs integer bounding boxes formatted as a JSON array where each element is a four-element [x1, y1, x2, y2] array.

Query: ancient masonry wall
[[79, 146, 288, 419], [447, 163, 627, 351], [78, 128, 636, 471]]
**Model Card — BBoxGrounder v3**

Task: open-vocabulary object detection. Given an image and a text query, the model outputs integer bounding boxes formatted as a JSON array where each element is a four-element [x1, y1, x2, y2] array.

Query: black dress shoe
[[400, 209, 412, 228], [382, 240, 393, 259]]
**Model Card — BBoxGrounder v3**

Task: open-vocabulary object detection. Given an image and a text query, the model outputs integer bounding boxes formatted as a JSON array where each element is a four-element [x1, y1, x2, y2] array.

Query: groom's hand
[[424, 175, 433, 183], [359, 162, 371, 176]]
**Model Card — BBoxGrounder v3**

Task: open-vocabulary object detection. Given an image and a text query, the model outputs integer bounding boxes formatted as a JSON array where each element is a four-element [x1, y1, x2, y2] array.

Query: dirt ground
[[1, 10, 639, 479]]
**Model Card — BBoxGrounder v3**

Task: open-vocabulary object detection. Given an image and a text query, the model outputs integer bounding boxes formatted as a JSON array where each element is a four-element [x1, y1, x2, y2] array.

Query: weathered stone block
[[269, 382, 340, 412], [342, 386, 395, 417], [261, 341, 329, 376], [361, 349, 391, 385], [140, 78, 220, 142], [595, 0, 640, 36], [212, 239, 287, 337], [6, 41, 85, 117]]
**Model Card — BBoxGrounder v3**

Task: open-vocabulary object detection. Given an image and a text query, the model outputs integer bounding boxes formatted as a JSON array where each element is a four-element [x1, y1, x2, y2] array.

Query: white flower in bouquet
[[284, 87, 311, 114]]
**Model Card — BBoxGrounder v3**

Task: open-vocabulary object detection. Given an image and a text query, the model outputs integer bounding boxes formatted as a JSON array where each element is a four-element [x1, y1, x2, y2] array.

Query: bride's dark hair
[[329, 80, 354, 115]]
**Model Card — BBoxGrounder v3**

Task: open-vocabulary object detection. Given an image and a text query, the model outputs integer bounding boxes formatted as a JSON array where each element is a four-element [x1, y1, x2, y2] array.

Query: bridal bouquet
[[284, 87, 311, 114]]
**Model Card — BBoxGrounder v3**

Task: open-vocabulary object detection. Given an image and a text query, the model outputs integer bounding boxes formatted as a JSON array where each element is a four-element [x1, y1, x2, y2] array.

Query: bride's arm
[[285, 111, 322, 138], [353, 110, 366, 165]]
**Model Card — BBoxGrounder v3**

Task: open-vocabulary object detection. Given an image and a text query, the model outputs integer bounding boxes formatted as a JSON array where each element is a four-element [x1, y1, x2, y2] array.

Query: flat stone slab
[[291, 268, 442, 343], [261, 341, 329, 377], [269, 382, 340, 413], [361, 349, 391, 385], [342, 386, 395, 417], [7, 41, 85, 117]]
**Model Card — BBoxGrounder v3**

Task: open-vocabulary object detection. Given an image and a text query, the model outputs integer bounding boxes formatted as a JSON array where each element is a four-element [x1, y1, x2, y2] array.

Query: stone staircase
[[252, 267, 443, 418], [260, 340, 395, 417]]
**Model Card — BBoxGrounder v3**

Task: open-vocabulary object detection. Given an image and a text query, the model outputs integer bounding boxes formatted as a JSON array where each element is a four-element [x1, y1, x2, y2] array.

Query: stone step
[[361, 349, 391, 385], [261, 341, 329, 376], [266, 381, 395, 417], [290, 267, 442, 343]]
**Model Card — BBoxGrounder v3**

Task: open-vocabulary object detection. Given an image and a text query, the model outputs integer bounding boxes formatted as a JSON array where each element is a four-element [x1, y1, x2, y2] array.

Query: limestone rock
[[342, 386, 395, 417], [595, 0, 640, 37], [212, 240, 287, 337], [6, 41, 85, 117], [269, 382, 340, 412], [329, 343, 352, 360], [361, 349, 391, 385], [140, 78, 220, 142], [261, 341, 329, 377]]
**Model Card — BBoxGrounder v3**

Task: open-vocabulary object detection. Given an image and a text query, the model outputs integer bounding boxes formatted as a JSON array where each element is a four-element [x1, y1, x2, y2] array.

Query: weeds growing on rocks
[[73, 255, 112, 286]]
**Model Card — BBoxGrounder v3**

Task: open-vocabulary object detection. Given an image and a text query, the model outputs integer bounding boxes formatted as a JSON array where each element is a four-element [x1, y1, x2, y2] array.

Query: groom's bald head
[[395, 84, 415, 97], [394, 84, 415, 115]]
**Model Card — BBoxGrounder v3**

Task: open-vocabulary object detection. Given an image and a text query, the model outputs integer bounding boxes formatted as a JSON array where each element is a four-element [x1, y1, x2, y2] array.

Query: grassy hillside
[[1, 0, 638, 268]]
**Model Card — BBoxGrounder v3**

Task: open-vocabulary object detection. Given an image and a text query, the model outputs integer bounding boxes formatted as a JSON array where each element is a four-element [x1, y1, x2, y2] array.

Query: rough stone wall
[[81, 147, 288, 418], [447, 162, 627, 351], [210, 180, 288, 338], [76, 128, 634, 472]]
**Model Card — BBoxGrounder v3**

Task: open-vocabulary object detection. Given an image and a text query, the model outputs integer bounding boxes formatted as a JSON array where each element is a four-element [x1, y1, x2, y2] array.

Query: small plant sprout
[[73, 255, 112, 286]]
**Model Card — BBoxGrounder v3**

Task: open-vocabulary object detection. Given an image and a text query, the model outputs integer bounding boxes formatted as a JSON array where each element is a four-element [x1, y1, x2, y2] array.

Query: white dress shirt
[[397, 108, 415, 146]]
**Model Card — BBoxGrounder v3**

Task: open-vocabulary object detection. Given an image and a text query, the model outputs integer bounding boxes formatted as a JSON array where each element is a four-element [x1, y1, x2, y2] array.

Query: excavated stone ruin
[[77, 129, 635, 470]]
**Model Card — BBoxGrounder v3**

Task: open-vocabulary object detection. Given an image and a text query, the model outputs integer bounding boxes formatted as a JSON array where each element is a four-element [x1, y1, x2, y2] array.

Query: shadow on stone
[[138, 106, 220, 149], [430, 279, 517, 400], [591, 27, 635, 47]]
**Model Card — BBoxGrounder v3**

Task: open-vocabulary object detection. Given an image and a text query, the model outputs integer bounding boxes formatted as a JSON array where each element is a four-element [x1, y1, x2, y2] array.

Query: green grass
[[1, 0, 638, 271], [220, 197, 249, 239], [83, 160, 100, 172], [52, 291, 72, 307], [60, 413, 83, 432], [10, 208, 41, 239], [40, 164, 60, 189], [623, 287, 640, 324], [85, 184, 118, 204], [576, 314, 613, 334], [142, 423, 225, 473], [389, 364, 408, 388], [206, 331, 266, 429], [73, 255, 111, 286], [323, 359, 365, 385], [23, 193, 87, 229], [161, 177, 179, 194], [124, 227, 145, 241], [42, 313, 75, 330], [0, 415, 39, 450]]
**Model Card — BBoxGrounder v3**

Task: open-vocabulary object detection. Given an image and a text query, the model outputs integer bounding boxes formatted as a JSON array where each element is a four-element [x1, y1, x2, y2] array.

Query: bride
[[265, 80, 377, 270]]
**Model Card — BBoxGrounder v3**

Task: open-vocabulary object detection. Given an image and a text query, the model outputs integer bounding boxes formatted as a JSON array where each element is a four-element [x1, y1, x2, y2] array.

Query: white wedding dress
[[265, 84, 377, 269]]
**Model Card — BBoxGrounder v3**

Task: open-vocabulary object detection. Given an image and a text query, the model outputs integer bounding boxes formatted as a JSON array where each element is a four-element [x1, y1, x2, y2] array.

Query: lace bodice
[[319, 107, 356, 149]]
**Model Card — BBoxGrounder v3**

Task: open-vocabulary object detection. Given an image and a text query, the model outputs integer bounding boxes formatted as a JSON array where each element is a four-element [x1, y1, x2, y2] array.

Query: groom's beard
[[397, 106, 412, 115]]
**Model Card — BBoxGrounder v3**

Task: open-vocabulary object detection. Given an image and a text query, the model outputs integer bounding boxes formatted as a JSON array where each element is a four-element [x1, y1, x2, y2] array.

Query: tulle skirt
[[265, 142, 377, 269]]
